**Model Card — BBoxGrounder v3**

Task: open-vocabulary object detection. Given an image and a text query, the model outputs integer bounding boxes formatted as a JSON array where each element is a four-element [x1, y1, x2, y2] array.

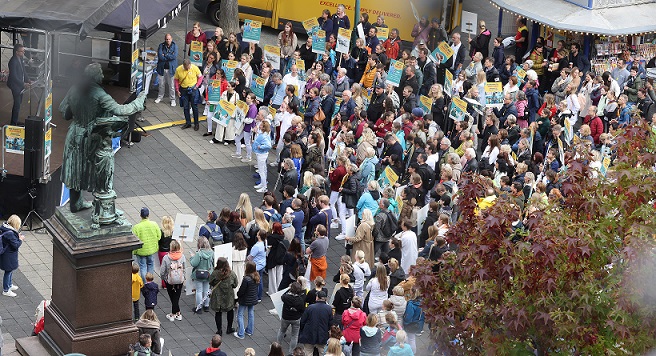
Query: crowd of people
[[134, 7, 656, 356]]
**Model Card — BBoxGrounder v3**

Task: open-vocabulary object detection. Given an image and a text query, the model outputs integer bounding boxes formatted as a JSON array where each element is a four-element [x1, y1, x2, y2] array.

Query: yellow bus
[[194, 0, 460, 43]]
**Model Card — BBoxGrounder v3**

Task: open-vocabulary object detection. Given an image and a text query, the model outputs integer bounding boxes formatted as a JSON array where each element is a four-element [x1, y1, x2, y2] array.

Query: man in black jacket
[[492, 94, 518, 127], [462, 148, 479, 173], [279, 159, 298, 195], [278, 282, 306, 354], [483, 57, 500, 82], [381, 134, 403, 166], [299, 37, 315, 68], [366, 83, 387, 122], [7, 45, 30, 125], [299, 291, 333, 355], [261, 66, 275, 106], [418, 48, 436, 96]]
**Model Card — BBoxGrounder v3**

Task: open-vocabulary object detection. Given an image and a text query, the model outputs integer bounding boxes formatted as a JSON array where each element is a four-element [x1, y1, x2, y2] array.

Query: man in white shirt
[[425, 142, 440, 172], [450, 32, 466, 73], [399, 220, 418, 273]]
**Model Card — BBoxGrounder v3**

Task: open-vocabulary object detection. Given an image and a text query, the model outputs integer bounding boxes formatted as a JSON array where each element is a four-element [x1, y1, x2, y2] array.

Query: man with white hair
[[334, 68, 350, 97], [338, 90, 356, 119], [450, 32, 467, 73], [462, 147, 478, 173]]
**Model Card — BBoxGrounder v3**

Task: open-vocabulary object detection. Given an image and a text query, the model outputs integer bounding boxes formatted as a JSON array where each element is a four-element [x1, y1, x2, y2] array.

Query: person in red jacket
[[342, 296, 367, 354], [383, 29, 401, 61], [328, 156, 349, 229], [583, 105, 604, 145]]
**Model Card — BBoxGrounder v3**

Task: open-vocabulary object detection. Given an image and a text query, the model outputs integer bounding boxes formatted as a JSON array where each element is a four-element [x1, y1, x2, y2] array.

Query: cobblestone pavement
[[0, 1, 500, 354]]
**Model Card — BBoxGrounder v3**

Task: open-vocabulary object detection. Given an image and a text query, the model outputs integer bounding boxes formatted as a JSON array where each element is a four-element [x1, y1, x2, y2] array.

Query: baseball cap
[[317, 290, 328, 299], [374, 82, 385, 89], [412, 107, 425, 117], [140, 207, 149, 218]]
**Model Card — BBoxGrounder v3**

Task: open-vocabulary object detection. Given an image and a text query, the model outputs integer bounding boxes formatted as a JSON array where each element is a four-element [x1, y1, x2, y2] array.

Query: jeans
[[180, 88, 199, 125], [407, 332, 416, 353], [134, 254, 154, 281], [235, 130, 252, 158], [237, 304, 254, 337], [3, 270, 13, 292], [157, 69, 176, 101], [256, 153, 268, 186], [277, 318, 300, 353], [329, 191, 340, 226], [194, 279, 210, 309], [257, 269, 264, 300], [11, 89, 22, 125]]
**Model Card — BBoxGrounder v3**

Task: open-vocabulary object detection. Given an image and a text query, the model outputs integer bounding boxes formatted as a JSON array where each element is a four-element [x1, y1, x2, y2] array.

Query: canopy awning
[[0, 0, 124, 39], [491, 0, 656, 36], [96, 0, 190, 40]]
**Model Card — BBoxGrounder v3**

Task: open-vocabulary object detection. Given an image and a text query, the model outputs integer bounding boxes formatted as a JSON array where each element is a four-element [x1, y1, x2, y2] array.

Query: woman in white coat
[[365, 263, 390, 315]]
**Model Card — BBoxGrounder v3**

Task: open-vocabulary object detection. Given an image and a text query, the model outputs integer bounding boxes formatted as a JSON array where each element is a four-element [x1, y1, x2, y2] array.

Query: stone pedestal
[[17, 206, 142, 356]]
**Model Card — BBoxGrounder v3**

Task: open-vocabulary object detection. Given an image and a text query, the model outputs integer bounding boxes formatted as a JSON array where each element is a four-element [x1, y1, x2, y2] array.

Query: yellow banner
[[190, 40, 203, 52], [264, 45, 281, 56], [6, 126, 24, 139], [255, 76, 266, 86], [338, 27, 351, 38], [296, 59, 305, 72], [437, 41, 454, 59], [268, 105, 277, 118], [484, 82, 502, 93], [219, 100, 236, 117], [236, 100, 249, 114], [452, 96, 467, 111], [225, 60, 238, 69], [377, 27, 389, 39]]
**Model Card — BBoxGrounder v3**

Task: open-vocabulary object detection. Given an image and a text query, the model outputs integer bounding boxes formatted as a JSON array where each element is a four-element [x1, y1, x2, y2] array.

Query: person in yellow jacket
[[132, 262, 144, 321], [133, 207, 161, 281], [476, 187, 497, 215], [528, 44, 546, 77], [359, 55, 378, 90]]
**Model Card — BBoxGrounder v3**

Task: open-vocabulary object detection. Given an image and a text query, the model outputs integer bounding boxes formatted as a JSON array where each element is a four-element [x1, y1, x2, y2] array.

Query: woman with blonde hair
[[356, 127, 377, 164], [429, 84, 447, 131], [326, 337, 345, 356], [136, 309, 162, 355], [236, 192, 254, 226], [366, 262, 390, 314], [1, 215, 23, 297], [299, 171, 314, 195], [351, 83, 367, 113], [388, 330, 413, 355], [359, 313, 382, 356], [346, 208, 375, 267], [158, 215, 174, 288], [246, 208, 270, 248]]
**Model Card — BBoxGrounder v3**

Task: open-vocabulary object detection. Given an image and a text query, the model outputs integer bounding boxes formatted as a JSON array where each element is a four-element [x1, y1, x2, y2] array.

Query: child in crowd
[[377, 299, 398, 327], [141, 272, 159, 310], [381, 312, 402, 351], [390, 285, 408, 319], [131, 262, 143, 321], [131, 334, 152, 356], [244, 347, 256, 356]]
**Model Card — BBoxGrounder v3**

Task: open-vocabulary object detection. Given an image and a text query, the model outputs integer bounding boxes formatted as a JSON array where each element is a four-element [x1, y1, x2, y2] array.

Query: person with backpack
[[402, 290, 425, 353], [279, 239, 304, 291], [157, 216, 174, 288], [160, 239, 186, 322], [190, 237, 215, 314], [373, 199, 398, 256], [222, 211, 246, 245], [245, 208, 270, 253], [199, 211, 224, 247], [235, 261, 260, 339], [307, 194, 333, 241], [277, 281, 307, 354]]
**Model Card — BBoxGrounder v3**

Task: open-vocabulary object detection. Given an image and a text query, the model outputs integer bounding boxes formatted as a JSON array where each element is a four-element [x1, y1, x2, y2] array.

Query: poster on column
[[377, 27, 389, 41], [418, 95, 433, 116], [303, 17, 320, 34], [263, 45, 281, 70], [207, 79, 222, 103], [460, 11, 478, 36], [44, 128, 52, 159], [251, 74, 266, 102], [386, 59, 404, 87], [484, 82, 503, 109], [242, 19, 262, 43], [449, 97, 467, 122], [190, 40, 203, 67], [4, 126, 25, 154], [444, 70, 453, 97], [221, 60, 238, 81], [45, 92, 53, 125], [337, 28, 351, 53], [132, 15, 140, 44], [430, 41, 454, 64], [312, 30, 326, 54]]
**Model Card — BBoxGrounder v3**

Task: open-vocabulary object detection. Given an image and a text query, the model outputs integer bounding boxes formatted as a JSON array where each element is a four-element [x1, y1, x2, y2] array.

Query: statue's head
[[84, 63, 104, 84]]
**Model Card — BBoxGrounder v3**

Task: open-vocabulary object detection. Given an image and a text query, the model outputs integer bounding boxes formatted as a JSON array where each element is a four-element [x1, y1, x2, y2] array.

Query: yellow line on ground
[[141, 116, 207, 131]]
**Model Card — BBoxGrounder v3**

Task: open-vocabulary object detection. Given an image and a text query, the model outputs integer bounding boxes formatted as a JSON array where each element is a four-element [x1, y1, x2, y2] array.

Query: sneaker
[[223, 142, 229, 146], [226, 327, 236, 334], [335, 234, 346, 241], [171, 100, 176, 107], [268, 308, 278, 316], [255, 169, 259, 173], [240, 143, 246, 148], [254, 183, 264, 189], [231, 154, 242, 158], [233, 332, 245, 340], [181, 124, 191, 129], [193, 308, 202, 314], [166, 314, 175, 322], [203, 306, 210, 312], [246, 332, 253, 336], [210, 138, 222, 144], [256, 187, 268, 193], [175, 314, 182, 321], [9, 284, 18, 291], [2, 290, 17, 297], [330, 222, 339, 229], [154, 98, 162, 104], [269, 162, 278, 167], [203, 132, 212, 136], [241, 157, 252, 163]]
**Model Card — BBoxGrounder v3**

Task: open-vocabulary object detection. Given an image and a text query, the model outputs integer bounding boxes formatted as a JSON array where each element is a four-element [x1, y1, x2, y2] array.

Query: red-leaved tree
[[413, 124, 656, 355]]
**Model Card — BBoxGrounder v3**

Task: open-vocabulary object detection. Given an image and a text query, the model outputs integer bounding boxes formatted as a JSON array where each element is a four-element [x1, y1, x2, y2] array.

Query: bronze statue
[[59, 63, 146, 227]]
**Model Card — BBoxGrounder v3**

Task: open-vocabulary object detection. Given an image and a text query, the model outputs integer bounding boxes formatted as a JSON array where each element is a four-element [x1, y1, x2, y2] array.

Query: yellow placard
[[296, 59, 305, 72], [377, 27, 389, 39], [132, 49, 139, 64], [219, 100, 236, 117], [6, 126, 24, 139], [437, 41, 454, 59], [225, 60, 238, 69], [255, 76, 266, 86], [419, 95, 433, 109], [133, 16, 140, 29], [338, 27, 351, 38], [264, 45, 281, 56], [45, 93, 52, 109], [303, 17, 320, 32], [516, 68, 526, 81], [190, 40, 203, 52], [268, 105, 277, 118], [484, 82, 502, 93], [236, 100, 249, 113], [452, 96, 468, 111], [250, 20, 262, 29]]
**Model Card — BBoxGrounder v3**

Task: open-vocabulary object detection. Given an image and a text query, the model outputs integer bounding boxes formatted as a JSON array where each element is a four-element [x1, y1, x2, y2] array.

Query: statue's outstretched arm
[[98, 91, 147, 117]]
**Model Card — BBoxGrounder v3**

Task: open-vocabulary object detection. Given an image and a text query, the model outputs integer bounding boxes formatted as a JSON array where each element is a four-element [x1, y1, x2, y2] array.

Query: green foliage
[[414, 124, 656, 355]]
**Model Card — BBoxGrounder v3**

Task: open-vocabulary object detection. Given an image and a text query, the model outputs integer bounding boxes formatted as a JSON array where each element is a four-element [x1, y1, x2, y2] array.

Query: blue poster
[[386, 59, 404, 87], [312, 30, 326, 55], [251, 74, 266, 102], [207, 79, 222, 103], [242, 19, 262, 43]]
